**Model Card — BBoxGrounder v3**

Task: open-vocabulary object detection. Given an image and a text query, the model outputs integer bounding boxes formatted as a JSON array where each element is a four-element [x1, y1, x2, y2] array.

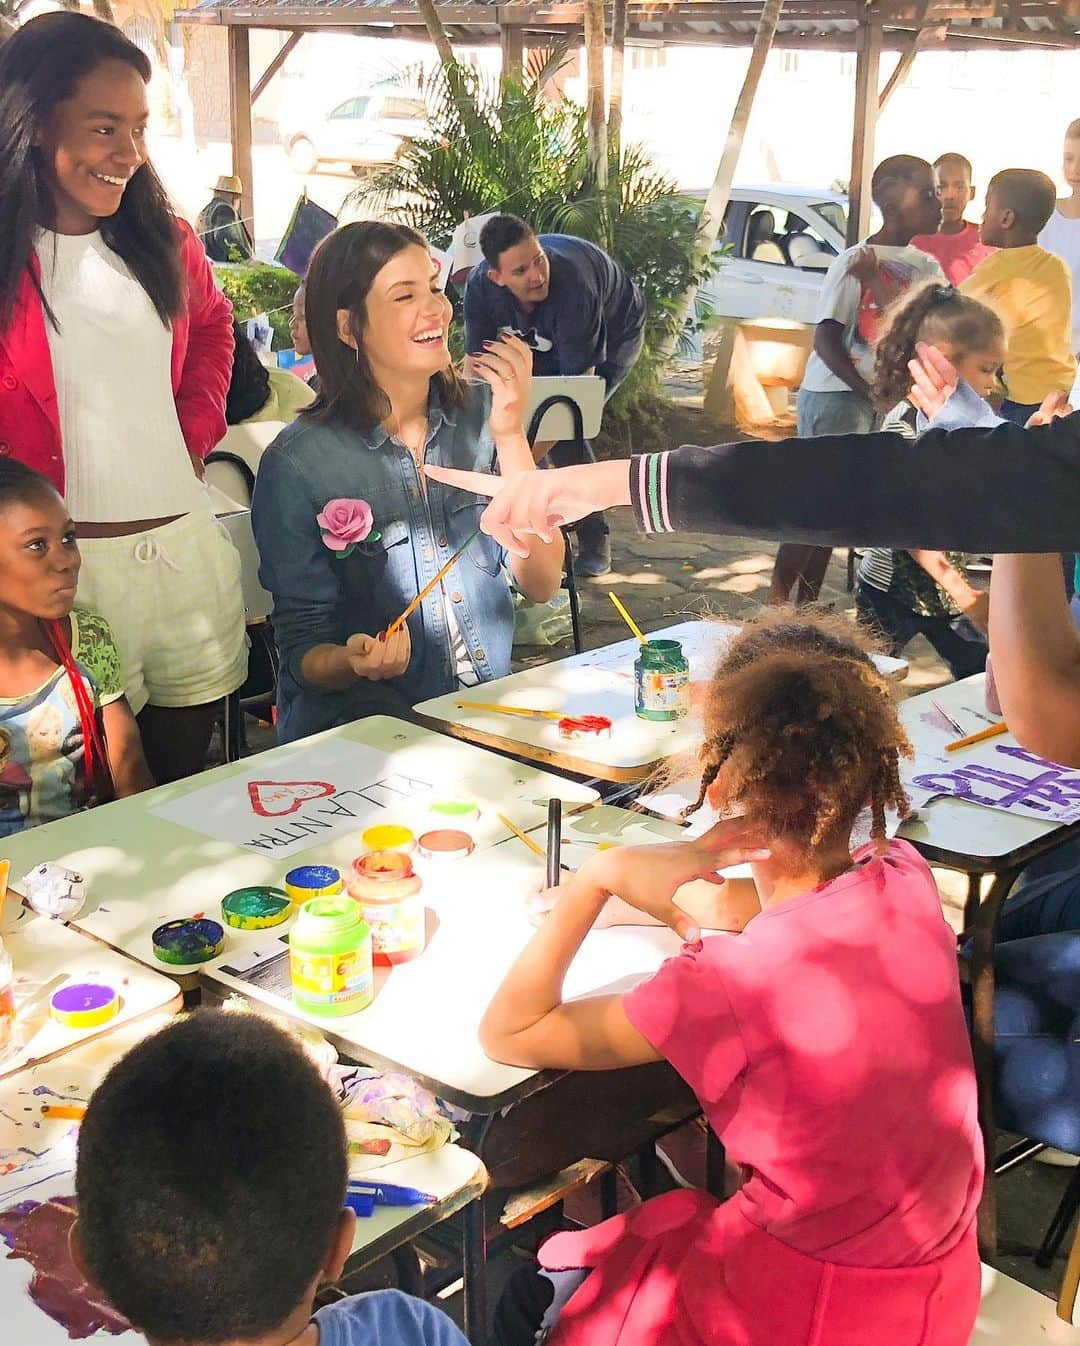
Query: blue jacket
[[251, 382, 512, 743]]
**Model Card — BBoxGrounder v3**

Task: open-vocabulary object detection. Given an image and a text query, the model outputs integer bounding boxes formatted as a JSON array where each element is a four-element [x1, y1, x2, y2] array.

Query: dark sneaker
[[575, 535, 612, 577]]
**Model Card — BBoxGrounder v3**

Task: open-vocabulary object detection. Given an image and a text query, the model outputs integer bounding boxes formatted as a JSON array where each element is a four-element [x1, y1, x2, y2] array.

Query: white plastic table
[[201, 804, 689, 1113], [415, 620, 907, 783], [0, 898, 181, 1081], [0, 717, 596, 978]]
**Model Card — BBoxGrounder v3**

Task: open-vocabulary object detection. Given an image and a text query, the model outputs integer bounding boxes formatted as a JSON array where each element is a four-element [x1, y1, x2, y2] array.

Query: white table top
[[0, 717, 596, 977], [897, 673, 1072, 868], [202, 805, 690, 1111], [415, 620, 907, 783], [0, 899, 181, 1081]]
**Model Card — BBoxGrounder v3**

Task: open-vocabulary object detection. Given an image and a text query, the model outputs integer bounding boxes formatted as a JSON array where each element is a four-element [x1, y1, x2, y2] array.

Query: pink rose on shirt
[[317, 498, 375, 559]]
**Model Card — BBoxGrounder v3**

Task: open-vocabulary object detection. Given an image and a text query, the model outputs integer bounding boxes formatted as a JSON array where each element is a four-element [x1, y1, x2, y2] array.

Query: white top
[[37, 230, 210, 522], [1038, 208, 1080, 354], [801, 243, 943, 394]]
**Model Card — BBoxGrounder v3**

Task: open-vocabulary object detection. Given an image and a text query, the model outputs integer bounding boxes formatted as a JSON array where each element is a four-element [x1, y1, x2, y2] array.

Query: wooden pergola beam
[[226, 26, 254, 235], [500, 21, 525, 80], [847, 12, 882, 247], [251, 30, 303, 105]]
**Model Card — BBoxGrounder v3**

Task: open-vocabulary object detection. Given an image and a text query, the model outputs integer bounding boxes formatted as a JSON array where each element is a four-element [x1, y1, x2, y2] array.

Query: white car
[[282, 89, 427, 176], [695, 185, 849, 326]]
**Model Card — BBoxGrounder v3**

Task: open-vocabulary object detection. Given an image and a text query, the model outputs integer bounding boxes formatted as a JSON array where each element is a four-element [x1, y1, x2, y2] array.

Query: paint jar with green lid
[[634, 639, 690, 722], [289, 896, 373, 1018]]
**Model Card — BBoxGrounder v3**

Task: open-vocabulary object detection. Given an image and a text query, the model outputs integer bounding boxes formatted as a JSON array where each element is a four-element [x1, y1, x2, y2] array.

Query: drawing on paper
[[911, 745, 1080, 825], [0, 1195, 131, 1339]]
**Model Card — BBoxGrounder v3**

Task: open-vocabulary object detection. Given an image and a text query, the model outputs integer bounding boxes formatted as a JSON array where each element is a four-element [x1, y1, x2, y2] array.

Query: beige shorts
[[76, 510, 247, 714]]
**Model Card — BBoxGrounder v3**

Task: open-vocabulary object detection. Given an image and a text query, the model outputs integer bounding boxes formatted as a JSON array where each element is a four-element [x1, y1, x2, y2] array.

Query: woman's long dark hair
[[0, 12, 184, 331], [304, 220, 463, 432], [225, 321, 271, 424]]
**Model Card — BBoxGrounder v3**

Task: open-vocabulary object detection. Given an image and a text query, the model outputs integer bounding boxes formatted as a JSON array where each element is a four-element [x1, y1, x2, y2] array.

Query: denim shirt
[[251, 381, 512, 743]]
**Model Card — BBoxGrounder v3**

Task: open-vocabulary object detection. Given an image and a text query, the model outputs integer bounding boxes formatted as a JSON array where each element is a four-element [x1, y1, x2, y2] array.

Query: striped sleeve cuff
[[631, 451, 673, 533]]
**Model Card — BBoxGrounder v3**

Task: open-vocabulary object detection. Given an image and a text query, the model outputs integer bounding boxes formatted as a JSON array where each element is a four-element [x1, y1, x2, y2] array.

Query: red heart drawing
[[247, 780, 337, 818]]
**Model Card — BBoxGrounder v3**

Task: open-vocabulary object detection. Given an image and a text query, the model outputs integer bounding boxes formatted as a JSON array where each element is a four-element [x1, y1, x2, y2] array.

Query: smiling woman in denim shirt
[[251, 222, 565, 744]]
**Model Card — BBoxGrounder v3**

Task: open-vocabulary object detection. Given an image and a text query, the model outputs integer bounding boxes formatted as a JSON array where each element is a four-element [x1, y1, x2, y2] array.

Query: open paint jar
[[635, 639, 690, 722], [289, 896, 373, 1017], [347, 851, 425, 965]]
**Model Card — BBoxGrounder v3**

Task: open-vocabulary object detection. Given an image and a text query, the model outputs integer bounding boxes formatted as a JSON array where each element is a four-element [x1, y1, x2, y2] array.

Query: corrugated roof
[[174, 1, 1080, 51]]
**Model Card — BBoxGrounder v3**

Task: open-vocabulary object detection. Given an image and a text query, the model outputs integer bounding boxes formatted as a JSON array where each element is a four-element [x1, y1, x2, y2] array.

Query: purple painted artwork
[[0, 1195, 131, 1339], [912, 745, 1080, 824]]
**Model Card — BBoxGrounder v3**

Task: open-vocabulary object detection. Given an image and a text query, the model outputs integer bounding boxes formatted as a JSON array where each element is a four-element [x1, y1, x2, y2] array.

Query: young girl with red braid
[[483, 611, 982, 1346]]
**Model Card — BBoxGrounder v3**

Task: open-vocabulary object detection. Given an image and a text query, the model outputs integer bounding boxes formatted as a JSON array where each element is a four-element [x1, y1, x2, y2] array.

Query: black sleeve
[[630, 414, 1080, 551]]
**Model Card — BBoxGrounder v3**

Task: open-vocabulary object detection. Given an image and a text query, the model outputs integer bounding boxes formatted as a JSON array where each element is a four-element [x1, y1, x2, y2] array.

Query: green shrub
[[213, 261, 298, 349]]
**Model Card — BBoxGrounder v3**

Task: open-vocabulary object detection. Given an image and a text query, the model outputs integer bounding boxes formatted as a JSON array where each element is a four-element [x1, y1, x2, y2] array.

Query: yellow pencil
[[386, 529, 480, 636], [456, 701, 564, 721], [608, 592, 647, 645], [945, 721, 1008, 753], [41, 1103, 87, 1121], [0, 858, 9, 906], [496, 812, 545, 858]]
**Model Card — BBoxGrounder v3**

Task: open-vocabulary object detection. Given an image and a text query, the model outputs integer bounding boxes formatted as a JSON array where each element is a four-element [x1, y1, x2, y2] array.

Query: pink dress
[[540, 840, 983, 1346]]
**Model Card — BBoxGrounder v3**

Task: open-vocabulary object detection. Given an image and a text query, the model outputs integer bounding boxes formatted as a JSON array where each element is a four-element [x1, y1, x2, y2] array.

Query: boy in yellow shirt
[[961, 168, 1075, 423]]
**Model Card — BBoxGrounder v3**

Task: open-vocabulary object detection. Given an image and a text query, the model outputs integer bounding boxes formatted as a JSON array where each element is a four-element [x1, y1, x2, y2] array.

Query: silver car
[[282, 89, 427, 176], [696, 185, 849, 325]]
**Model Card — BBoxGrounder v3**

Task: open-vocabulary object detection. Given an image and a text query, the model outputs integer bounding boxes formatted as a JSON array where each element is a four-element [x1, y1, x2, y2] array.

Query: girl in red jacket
[[0, 13, 245, 782]]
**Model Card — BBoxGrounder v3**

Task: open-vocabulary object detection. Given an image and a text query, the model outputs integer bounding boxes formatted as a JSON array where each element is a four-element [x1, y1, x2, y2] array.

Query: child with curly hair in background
[[854, 280, 1002, 678], [483, 611, 982, 1346]]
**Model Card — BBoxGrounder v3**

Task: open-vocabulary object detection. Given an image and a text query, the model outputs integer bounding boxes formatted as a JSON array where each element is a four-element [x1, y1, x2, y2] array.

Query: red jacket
[[0, 219, 233, 494]]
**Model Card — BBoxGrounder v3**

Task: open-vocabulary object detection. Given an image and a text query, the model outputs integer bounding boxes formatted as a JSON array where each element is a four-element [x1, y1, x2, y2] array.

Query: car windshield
[[813, 200, 847, 235]]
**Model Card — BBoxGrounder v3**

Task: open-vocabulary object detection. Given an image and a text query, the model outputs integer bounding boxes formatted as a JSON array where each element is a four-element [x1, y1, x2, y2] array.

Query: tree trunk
[[583, 0, 608, 194], [416, 0, 456, 69], [608, 0, 626, 166], [659, 0, 785, 363]]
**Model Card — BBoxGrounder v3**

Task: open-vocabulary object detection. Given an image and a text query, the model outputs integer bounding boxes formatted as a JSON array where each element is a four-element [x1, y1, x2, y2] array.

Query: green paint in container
[[289, 896, 373, 1018], [634, 639, 690, 722]]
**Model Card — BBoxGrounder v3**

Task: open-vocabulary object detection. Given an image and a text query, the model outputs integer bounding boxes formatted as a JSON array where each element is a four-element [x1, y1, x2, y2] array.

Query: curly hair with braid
[[871, 279, 1003, 410], [684, 610, 912, 848]]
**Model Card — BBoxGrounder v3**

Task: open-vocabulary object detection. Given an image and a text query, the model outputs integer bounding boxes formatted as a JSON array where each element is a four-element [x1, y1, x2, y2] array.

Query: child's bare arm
[[480, 867, 663, 1070], [102, 698, 155, 797], [529, 874, 762, 934], [813, 320, 873, 402], [909, 550, 988, 630]]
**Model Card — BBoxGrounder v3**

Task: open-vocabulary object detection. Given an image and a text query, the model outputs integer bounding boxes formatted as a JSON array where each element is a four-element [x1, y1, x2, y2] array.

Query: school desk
[[200, 803, 706, 1342], [0, 1012, 487, 1346], [414, 619, 908, 784], [0, 897, 181, 1082], [0, 717, 597, 979], [200, 803, 689, 1113]]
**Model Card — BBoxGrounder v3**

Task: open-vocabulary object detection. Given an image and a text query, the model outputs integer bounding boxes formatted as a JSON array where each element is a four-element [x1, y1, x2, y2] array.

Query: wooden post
[[227, 26, 254, 240], [847, 13, 882, 247], [416, 0, 456, 68], [608, 0, 627, 165], [500, 22, 524, 85], [584, 0, 608, 194], [658, 0, 785, 363]]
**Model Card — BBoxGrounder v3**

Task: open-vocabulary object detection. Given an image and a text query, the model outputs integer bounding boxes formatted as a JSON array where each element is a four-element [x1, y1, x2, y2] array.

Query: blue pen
[[346, 1179, 436, 1208]]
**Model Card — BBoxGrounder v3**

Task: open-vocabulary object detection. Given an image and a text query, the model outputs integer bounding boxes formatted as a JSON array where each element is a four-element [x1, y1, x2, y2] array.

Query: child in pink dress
[[482, 611, 983, 1346]]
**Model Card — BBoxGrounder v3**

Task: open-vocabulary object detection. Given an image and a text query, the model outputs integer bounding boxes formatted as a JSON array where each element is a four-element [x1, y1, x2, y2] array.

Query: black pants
[[494, 1261, 555, 1345], [855, 581, 987, 680]]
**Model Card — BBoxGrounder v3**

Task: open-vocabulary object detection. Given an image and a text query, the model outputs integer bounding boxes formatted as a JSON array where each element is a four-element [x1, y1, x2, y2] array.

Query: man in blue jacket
[[463, 214, 646, 576]]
